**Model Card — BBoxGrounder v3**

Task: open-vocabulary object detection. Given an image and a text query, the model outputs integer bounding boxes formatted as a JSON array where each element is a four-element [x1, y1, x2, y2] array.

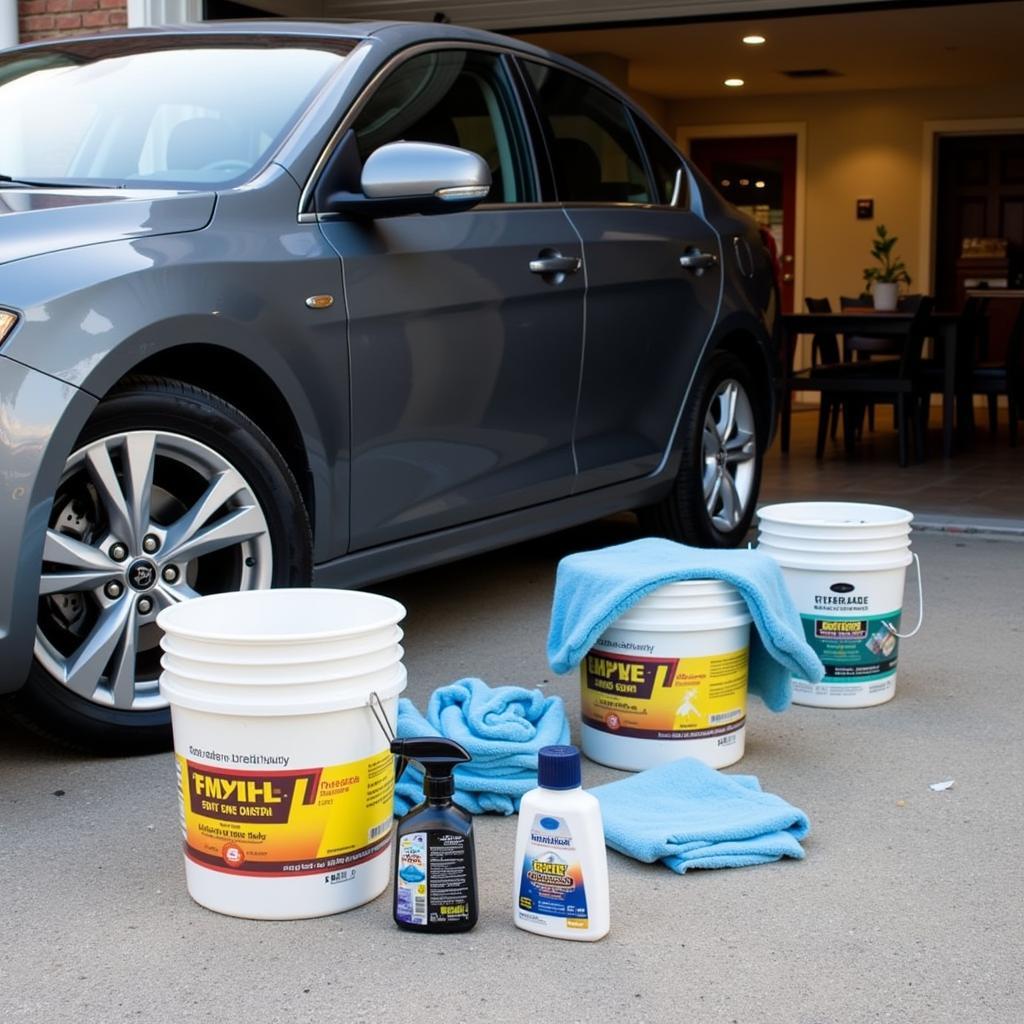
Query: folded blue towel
[[591, 758, 810, 872], [546, 537, 824, 711], [393, 678, 570, 816]]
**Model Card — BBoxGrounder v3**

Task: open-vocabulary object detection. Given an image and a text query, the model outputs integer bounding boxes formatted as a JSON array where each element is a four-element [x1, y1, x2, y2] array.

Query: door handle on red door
[[529, 252, 582, 275], [679, 250, 719, 272]]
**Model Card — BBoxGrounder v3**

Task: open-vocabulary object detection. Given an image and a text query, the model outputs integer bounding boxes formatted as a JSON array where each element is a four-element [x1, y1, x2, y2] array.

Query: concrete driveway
[[1, 520, 1021, 1024]]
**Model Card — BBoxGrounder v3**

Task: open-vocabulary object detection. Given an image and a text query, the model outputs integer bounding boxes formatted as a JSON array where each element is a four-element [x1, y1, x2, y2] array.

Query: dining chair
[[839, 294, 890, 432], [789, 298, 934, 466], [801, 297, 843, 443]]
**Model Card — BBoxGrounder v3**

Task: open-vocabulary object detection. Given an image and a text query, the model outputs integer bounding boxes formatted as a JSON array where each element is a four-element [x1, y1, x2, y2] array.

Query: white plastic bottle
[[513, 744, 610, 941]]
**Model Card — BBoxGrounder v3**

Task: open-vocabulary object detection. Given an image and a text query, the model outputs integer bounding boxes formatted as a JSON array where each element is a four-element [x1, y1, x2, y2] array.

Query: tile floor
[[760, 403, 1024, 528]]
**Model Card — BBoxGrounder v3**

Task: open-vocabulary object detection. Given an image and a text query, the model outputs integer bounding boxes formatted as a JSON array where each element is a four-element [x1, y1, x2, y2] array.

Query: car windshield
[[0, 39, 354, 188]]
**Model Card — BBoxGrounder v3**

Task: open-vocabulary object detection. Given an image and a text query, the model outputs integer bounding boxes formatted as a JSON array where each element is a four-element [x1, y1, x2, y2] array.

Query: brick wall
[[18, 0, 128, 43]]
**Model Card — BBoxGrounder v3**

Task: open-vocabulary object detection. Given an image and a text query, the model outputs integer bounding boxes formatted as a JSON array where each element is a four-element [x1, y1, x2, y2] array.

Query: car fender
[[0, 216, 349, 565]]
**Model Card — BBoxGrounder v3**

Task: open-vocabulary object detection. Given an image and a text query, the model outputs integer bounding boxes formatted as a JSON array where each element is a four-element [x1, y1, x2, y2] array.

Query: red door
[[690, 135, 798, 312]]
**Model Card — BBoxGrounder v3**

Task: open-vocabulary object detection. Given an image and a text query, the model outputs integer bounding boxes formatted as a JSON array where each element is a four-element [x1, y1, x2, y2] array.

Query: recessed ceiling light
[[721, 179, 731, 187], [743, 34, 766, 45], [755, 180, 766, 188], [724, 78, 745, 87]]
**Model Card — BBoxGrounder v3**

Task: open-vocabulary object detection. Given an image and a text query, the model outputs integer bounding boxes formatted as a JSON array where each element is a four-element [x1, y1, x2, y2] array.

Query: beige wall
[[671, 84, 1024, 308]]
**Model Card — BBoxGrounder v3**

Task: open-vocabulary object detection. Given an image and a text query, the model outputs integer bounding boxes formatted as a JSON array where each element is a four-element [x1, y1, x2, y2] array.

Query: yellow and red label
[[580, 647, 748, 740], [175, 750, 394, 877]]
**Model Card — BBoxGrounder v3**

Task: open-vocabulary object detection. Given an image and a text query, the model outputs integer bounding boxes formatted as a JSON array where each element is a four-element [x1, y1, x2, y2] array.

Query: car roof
[[7, 19, 561, 63]]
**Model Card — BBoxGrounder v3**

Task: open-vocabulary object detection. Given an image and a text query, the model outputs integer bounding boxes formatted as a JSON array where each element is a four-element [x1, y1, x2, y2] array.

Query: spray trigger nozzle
[[391, 738, 471, 802]]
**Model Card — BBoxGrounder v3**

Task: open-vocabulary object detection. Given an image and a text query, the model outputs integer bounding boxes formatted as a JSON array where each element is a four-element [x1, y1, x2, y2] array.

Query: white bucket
[[157, 588, 406, 920], [757, 502, 919, 709], [580, 580, 752, 771]]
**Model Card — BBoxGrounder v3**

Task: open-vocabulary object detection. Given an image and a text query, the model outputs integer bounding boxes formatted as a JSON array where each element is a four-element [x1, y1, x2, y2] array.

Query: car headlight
[[0, 309, 18, 347]]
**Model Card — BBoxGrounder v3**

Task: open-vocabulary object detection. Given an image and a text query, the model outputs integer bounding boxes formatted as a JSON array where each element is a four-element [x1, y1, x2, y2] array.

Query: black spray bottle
[[390, 738, 478, 933]]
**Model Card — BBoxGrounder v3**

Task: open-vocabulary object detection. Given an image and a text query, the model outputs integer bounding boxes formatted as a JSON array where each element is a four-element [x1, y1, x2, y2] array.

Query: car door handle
[[679, 250, 719, 272], [529, 253, 582, 275]]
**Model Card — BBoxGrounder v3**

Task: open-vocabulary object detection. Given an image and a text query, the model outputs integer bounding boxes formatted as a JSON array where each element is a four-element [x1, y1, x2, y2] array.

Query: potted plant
[[863, 224, 911, 311]]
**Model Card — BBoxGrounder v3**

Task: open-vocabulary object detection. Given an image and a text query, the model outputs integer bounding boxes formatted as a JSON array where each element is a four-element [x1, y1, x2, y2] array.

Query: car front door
[[519, 59, 722, 493], [316, 48, 585, 551]]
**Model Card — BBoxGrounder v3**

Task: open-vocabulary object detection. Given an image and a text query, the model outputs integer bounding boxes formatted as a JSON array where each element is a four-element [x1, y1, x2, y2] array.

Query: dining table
[[778, 309, 966, 459]]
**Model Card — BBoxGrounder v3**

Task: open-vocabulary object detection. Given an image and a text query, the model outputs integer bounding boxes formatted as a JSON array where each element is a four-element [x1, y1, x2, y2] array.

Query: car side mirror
[[323, 141, 492, 218]]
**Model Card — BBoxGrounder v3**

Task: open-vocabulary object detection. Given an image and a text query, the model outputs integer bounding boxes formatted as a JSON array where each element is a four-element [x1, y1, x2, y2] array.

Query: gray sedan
[[0, 21, 779, 751]]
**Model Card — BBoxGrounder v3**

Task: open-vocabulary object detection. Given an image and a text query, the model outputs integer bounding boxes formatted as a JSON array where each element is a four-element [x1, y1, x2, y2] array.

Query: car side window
[[521, 60, 650, 205], [352, 49, 531, 204], [633, 116, 689, 208]]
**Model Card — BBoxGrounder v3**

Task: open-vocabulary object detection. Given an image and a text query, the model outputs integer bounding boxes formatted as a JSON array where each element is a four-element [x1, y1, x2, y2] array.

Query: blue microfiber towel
[[591, 757, 810, 873], [547, 537, 824, 711], [393, 678, 570, 816]]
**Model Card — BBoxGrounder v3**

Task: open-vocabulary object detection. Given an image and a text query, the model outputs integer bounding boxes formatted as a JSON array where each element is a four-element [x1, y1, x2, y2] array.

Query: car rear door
[[316, 47, 586, 551], [518, 58, 722, 492]]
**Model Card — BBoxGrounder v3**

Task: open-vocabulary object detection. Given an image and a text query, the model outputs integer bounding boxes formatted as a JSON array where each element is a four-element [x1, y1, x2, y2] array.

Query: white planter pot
[[872, 282, 899, 311]]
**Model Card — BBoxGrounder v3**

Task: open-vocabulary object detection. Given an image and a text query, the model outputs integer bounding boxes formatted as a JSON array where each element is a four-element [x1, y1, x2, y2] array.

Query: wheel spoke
[[702, 460, 719, 500], [123, 432, 157, 549], [61, 599, 132, 701], [703, 416, 721, 453], [154, 579, 203, 607], [43, 529, 117, 572], [725, 429, 756, 465], [705, 470, 723, 510], [107, 604, 141, 710], [719, 471, 740, 527], [40, 568, 120, 596], [161, 470, 246, 561], [84, 443, 133, 546], [715, 382, 739, 441], [164, 504, 266, 564]]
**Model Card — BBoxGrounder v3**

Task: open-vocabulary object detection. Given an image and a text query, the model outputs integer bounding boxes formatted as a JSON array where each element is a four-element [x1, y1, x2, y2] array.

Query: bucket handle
[[368, 690, 408, 789], [882, 552, 924, 639]]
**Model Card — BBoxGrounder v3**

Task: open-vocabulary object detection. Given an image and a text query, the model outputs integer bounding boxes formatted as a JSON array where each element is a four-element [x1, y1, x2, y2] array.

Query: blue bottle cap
[[538, 745, 581, 790]]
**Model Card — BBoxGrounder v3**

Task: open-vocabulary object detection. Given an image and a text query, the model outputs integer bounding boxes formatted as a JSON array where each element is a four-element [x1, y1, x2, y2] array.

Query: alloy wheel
[[35, 430, 273, 711], [702, 378, 757, 533]]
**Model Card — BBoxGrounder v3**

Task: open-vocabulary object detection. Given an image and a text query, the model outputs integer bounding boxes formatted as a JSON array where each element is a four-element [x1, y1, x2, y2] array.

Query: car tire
[[641, 350, 765, 548], [13, 376, 312, 754]]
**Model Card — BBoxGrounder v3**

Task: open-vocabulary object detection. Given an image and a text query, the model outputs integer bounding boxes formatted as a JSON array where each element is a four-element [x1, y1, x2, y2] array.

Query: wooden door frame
[[919, 117, 1024, 295], [677, 122, 807, 313]]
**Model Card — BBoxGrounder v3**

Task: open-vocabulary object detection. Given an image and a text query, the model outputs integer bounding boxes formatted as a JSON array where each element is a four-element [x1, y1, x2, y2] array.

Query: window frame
[[628, 107, 690, 211], [300, 42, 544, 219], [512, 53, 689, 212]]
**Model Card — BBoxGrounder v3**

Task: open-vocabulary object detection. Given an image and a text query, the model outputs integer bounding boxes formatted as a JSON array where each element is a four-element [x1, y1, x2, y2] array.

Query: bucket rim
[[755, 535, 911, 552], [160, 644, 404, 685], [160, 663, 407, 717], [156, 588, 406, 645], [159, 625, 404, 666], [757, 501, 913, 529]]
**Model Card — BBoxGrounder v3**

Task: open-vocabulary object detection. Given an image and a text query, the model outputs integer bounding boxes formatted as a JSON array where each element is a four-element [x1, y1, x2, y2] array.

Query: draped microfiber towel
[[591, 758, 810, 873], [393, 678, 570, 816], [546, 538, 824, 711]]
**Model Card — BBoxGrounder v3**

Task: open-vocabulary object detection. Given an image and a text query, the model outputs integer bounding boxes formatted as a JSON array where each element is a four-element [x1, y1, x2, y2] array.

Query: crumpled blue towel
[[546, 537, 824, 711], [591, 758, 810, 873], [393, 678, 570, 816]]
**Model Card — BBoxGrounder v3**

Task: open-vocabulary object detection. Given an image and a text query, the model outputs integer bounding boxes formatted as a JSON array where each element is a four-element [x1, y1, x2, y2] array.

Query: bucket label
[[580, 647, 747, 740], [801, 611, 901, 682], [517, 814, 589, 927], [175, 750, 394, 877]]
